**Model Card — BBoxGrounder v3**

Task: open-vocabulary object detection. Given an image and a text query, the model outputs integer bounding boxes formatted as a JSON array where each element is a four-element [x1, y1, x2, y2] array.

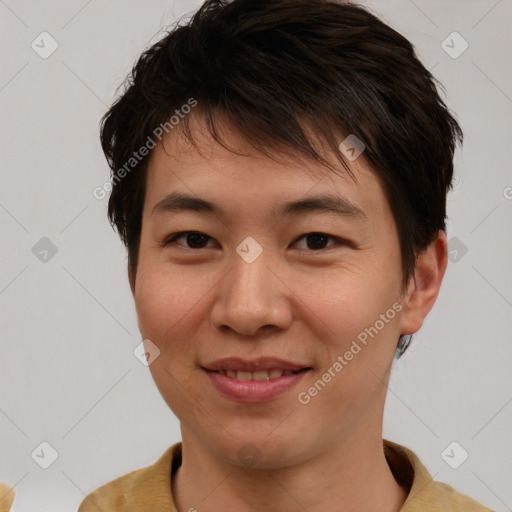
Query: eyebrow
[[151, 192, 367, 221]]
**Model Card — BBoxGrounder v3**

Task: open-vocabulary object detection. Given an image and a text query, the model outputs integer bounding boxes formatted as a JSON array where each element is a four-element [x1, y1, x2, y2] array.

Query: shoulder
[[425, 480, 495, 512], [384, 440, 494, 512], [0, 482, 15, 512], [77, 443, 181, 512]]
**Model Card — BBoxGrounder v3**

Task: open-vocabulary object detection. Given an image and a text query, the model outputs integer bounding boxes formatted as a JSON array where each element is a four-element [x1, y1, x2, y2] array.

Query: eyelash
[[162, 231, 348, 251]]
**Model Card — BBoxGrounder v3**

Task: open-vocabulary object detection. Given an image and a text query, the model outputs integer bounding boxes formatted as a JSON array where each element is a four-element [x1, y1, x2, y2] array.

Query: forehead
[[143, 115, 386, 224]]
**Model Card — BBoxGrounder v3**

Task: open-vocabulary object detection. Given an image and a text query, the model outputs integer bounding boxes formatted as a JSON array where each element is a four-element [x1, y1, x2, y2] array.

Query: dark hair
[[100, 0, 463, 356]]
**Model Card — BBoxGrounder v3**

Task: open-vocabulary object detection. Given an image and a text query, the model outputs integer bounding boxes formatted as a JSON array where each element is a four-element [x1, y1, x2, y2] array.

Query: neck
[[172, 427, 408, 512]]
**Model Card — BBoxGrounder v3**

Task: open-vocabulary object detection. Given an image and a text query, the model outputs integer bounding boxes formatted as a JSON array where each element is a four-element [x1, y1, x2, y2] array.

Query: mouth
[[201, 359, 312, 403], [206, 368, 309, 381]]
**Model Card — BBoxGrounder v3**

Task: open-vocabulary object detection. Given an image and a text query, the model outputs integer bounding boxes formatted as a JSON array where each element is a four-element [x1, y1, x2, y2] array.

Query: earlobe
[[398, 230, 448, 335]]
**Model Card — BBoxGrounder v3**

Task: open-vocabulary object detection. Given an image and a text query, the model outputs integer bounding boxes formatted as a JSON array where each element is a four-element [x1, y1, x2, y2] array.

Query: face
[[131, 116, 415, 469]]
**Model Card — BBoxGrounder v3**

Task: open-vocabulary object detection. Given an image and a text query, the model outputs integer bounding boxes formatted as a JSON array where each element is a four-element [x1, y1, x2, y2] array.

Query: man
[[80, 0, 492, 510]]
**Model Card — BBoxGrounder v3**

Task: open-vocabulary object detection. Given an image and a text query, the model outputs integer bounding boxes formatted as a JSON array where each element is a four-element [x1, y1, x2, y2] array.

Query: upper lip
[[202, 357, 309, 372]]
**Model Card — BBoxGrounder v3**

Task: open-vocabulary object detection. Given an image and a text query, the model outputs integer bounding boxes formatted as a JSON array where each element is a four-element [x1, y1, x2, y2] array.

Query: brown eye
[[164, 231, 214, 249], [292, 232, 343, 250]]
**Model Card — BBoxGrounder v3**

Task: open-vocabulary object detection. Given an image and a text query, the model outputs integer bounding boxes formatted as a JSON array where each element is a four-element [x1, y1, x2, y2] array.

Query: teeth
[[218, 369, 300, 380], [253, 371, 270, 381], [269, 368, 284, 379]]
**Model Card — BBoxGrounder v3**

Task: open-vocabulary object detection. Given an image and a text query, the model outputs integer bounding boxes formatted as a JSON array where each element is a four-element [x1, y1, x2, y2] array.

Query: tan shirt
[[78, 440, 493, 511], [0, 483, 15, 512]]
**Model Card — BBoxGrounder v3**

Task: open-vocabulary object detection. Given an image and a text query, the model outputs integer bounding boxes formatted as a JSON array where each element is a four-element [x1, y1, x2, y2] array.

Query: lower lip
[[203, 369, 310, 403]]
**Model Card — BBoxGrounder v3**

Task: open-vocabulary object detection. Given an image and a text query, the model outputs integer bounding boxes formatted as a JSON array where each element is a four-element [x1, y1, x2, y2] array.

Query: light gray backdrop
[[1, 0, 511, 511]]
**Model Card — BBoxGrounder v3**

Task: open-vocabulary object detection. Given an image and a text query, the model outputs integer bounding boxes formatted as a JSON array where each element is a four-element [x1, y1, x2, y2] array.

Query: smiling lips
[[202, 357, 311, 402], [214, 368, 298, 380]]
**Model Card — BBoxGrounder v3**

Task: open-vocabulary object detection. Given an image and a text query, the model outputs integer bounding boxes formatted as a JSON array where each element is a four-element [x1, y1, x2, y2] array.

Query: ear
[[399, 229, 448, 335]]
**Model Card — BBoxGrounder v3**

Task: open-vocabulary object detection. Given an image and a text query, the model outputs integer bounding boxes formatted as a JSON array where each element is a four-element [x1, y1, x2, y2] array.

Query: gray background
[[0, 0, 511, 510]]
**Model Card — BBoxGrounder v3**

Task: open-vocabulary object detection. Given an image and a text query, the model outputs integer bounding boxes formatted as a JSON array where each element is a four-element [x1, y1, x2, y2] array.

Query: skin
[[129, 114, 448, 512]]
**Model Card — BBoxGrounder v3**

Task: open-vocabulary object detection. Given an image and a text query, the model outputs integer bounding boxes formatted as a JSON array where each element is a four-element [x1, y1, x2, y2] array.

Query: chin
[[210, 433, 313, 470]]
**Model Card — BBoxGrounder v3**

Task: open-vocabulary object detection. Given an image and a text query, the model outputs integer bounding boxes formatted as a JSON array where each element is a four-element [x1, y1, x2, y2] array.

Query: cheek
[[133, 265, 207, 413], [295, 263, 400, 345], [133, 262, 217, 393], [133, 262, 201, 340], [296, 268, 401, 400]]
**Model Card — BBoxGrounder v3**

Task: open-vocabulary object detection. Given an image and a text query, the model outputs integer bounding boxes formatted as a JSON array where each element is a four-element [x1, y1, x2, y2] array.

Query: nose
[[209, 247, 293, 338]]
